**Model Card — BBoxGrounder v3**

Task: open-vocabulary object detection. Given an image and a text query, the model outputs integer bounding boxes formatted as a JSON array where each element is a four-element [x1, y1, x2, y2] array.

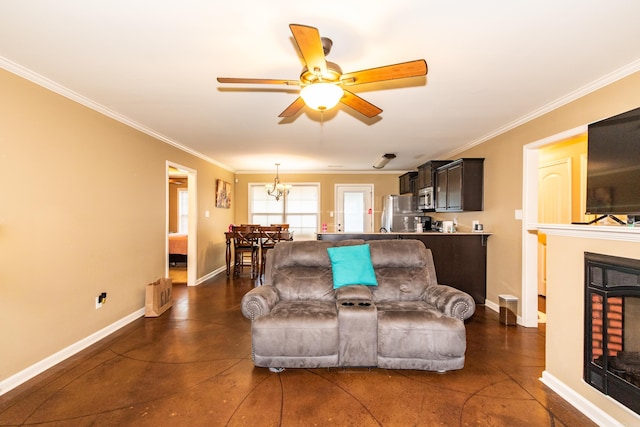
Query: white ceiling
[[2, 1, 640, 173]]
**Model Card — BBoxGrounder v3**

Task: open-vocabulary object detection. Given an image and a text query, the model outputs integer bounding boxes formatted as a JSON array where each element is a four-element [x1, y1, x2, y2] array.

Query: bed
[[168, 233, 188, 265]]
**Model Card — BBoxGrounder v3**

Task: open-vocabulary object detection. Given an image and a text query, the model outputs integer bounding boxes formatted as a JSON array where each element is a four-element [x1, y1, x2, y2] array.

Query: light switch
[[515, 209, 523, 220]]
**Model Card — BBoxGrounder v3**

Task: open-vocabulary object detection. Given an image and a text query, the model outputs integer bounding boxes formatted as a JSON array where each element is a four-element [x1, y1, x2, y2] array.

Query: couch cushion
[[271, 266, 336, 301], [377, 307, 466, 360], [366, 240, 436, 302], [327, 244, 378, 289], [252, 300, 338, 357], [370, 266, 431, 302], [270, 240, 365, 301], [271, 240, 365, 269]]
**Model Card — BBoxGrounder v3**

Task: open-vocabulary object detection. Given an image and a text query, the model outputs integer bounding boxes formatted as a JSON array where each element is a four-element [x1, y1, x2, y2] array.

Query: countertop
[[317, 231, 491, 236]]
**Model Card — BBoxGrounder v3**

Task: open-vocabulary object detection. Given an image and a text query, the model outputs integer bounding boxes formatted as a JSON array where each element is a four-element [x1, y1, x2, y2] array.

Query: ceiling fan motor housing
[[300, 61, 343, 85]]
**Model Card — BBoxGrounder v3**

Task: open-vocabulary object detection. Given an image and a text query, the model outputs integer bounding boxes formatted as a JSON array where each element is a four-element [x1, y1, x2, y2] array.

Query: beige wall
[[545, 234, 640, 425], [441, 72, 640, 306], [0, 69, 234, 383], [234, 172, 400, 232]]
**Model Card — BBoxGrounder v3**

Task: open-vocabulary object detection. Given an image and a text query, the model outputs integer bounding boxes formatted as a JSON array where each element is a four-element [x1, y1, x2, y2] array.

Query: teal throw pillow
[[327, 244, 378, 289]]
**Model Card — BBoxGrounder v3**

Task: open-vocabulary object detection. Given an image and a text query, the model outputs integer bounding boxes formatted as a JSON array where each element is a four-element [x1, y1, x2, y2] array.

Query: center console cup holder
[[340, 301, 372, 307]]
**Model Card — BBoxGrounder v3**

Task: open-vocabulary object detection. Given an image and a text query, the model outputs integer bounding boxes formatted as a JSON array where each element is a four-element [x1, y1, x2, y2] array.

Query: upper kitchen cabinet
[[399, 171, 418, 195], [435, 158, 484, 212], [417, 160, 452, 189]]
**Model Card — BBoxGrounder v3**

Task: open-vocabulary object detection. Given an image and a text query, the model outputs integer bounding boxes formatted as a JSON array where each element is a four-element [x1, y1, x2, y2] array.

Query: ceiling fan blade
[[289, 24, 327, 76], [217, 77, 300, 86], [340, 90, 383, 118], [278, 97, 306, 117], [340, 59, 428, 86]]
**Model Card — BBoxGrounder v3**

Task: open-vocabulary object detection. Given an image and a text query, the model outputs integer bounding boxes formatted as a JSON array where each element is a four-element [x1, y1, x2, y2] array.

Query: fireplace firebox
[[584, 252, 640, 415]]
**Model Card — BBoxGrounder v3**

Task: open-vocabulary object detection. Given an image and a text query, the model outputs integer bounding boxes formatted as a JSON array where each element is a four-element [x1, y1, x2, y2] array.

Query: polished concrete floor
[[0, 273, 595, 426]]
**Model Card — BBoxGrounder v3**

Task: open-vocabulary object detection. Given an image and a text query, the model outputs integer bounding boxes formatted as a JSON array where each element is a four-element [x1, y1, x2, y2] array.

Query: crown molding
[[0, 56, 234, 173]]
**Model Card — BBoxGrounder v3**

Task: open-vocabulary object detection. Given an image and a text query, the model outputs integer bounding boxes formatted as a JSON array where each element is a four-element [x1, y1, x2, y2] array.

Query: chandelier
[[265, 163, 292, 201]]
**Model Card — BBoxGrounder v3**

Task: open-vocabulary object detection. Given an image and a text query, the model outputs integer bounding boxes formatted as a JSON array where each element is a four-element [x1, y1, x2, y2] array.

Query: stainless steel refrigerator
[[380, 194, 423, 232]]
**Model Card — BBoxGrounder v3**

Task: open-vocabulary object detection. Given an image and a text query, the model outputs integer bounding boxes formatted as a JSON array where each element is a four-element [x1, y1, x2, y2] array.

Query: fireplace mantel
[[531, 224, 640, 242]]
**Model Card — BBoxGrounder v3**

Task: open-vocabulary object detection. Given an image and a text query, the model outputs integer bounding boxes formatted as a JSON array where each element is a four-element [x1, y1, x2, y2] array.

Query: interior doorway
[[537, 158, 572, 300], [522, 125, 587, 327], [335, 184, 374, 233], [166, 161, 197, 286]]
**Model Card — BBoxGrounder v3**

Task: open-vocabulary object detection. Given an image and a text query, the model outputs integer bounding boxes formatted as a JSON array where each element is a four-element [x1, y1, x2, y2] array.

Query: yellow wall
[[234, 172, 399, 232], [168, 181, 188, 233], [538, 133, 589, 224], [0, 68, 234, 382]]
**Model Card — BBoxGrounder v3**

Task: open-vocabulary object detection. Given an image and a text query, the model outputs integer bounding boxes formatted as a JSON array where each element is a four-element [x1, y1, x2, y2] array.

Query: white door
[[335, 185, 374, 233], [538, 158, 572, 296]]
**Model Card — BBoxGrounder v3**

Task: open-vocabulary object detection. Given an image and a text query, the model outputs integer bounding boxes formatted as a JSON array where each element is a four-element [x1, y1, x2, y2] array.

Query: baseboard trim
[[540, 370, 630, 427], [195, 266, 226, 285], [0, 308, 145, 396]]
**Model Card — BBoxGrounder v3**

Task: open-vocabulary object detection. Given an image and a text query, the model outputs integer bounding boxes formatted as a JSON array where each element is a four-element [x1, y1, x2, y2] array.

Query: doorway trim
[[166, 161, 197, 287], [334, 184, 374, 233], [521, 125, 587, 327]]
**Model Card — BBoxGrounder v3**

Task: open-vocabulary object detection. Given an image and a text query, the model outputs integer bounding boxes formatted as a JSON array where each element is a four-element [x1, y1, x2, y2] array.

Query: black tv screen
[[586, 106, 640, 215]]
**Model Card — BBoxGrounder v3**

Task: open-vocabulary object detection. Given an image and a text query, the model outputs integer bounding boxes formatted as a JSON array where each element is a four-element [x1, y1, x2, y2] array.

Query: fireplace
[[584, 252, 640, 415]]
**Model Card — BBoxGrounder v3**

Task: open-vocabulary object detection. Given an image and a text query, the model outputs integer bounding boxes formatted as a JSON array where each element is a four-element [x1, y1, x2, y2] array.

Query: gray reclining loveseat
[[240, 239, 475, 371]]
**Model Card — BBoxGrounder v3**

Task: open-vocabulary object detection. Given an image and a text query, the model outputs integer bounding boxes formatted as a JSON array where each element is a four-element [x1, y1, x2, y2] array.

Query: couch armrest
[[241, 286, 280, 321], [335, 285, 373, 302], [423, 284, 476, 321]]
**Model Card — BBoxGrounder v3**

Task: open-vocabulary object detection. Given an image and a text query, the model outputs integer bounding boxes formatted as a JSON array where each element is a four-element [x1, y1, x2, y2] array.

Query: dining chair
[[270, 223, 289, 230], [232, 226, 259, 278], [259, 225, 285, 280]]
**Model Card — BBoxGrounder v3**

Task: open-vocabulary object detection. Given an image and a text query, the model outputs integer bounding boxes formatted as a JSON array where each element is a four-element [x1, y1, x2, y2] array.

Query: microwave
[[418, 187, 435, 211]]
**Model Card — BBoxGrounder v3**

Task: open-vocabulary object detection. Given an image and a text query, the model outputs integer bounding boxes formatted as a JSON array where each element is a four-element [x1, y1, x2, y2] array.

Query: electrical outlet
[[95, 292, 107, 309]]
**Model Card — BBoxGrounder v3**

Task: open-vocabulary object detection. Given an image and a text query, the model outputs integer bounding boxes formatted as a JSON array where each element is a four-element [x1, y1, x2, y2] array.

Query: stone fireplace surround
[[534, 224, 640, 427]]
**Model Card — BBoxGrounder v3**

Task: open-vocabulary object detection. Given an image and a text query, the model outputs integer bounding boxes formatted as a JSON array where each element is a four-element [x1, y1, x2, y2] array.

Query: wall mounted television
[[586, 106, 640, 219]]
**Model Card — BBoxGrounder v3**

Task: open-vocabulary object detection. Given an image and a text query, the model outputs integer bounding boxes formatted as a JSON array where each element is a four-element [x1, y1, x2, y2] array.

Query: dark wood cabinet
[[317, 232, 489, 303], [417, 160, 451, 189], [435, 158, 484, 212], [399, 171, 418, 195]]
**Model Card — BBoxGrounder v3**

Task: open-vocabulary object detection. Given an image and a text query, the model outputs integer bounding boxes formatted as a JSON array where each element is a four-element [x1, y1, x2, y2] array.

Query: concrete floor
[[0, 273, 595, 426]]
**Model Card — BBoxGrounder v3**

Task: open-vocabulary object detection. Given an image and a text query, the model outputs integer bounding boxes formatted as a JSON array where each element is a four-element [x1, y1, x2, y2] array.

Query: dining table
[[224, 230, 292, 276]]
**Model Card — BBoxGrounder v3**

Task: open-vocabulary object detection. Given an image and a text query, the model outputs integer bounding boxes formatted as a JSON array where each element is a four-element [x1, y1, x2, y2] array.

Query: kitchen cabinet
[[317, 232, 489, 303], [435, 158, 484, 212], [398, 171, 418, 195], [417, 160, 451, 189]]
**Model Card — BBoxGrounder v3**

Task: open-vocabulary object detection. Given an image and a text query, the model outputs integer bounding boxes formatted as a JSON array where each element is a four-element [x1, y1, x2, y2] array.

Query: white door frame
[[166, 161, 197, 287], [521, 125, 587, 327], [334, 184, 374, 233]]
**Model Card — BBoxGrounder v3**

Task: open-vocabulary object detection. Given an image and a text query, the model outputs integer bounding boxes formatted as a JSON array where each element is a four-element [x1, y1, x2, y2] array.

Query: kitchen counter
[[318, 231, 490, 236], [317, 232, 490, 303]]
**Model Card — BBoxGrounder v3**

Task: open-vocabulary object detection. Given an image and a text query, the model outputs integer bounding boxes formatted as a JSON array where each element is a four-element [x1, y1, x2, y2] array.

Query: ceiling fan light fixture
[[300, 83, 344, 111]]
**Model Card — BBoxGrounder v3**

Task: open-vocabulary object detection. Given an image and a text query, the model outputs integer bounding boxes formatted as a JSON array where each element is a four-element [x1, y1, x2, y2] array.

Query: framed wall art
[[215, 179, 231, 208]]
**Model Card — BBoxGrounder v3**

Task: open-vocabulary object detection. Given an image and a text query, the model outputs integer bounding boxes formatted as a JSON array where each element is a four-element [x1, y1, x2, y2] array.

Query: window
[[249, 183, 319, 240], [178, 189, 189, 234]]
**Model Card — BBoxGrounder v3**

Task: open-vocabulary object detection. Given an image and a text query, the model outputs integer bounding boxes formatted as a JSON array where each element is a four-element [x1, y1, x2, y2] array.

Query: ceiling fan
[[217, 24, 428, 118]]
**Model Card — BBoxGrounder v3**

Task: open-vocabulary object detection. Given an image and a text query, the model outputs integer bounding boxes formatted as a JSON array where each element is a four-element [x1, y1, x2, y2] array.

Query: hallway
[[0, 274, 594, 426]]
